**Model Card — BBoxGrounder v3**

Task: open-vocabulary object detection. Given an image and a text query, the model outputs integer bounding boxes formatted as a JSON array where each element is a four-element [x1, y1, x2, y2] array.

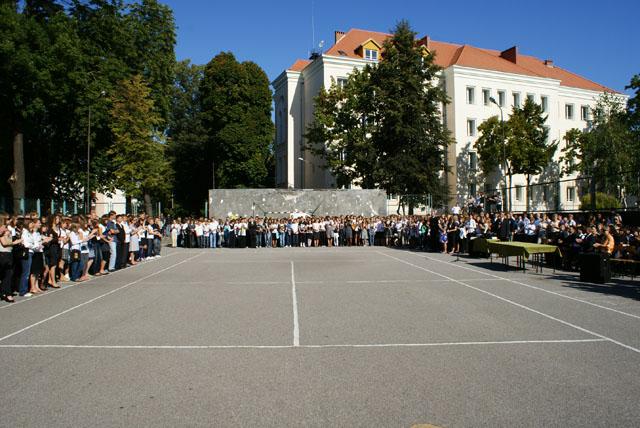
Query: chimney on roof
[[500, 46, 518, 64], [544, 59, 554, 68], [418, 35, 430, 50], [334, 30, 345, 44]]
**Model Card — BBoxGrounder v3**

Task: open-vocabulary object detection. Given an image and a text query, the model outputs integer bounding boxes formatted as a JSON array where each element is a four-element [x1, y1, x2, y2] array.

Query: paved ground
[[1, 246, 639, 427]]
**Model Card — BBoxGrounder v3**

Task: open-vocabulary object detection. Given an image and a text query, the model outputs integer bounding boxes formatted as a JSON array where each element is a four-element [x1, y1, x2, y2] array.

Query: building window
[[469, 152, 478, 171], [467, 119, 476, 137], [516, 185, 523, 201], [337, 77, 347, 89], [482, 89, 491, 106], [513, 92, 521, 108], [527, 93, 535, 103], [581, 105, 590, 121], [466, 87, 475, 104], [566, 186, 576, 202], [543, 185, 549, 202], [364, 48, 378, 61], [497, 90, 506, 107], [541, 96, 548, 113], [565, 104, 574, 120], [469, 183, 477, 197]]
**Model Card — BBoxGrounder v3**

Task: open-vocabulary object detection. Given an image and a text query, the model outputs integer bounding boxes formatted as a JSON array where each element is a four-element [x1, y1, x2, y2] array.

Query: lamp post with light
[[86, 89, 106, 214], [489, 96, 509, 212]]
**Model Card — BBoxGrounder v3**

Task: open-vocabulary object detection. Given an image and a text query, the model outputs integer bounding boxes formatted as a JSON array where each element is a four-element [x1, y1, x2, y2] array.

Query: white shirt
[[58, 228, 67, 247], [69, 231, 82, 251], [32, 231, 43, 252], [123, 222, 131, 243], [466, 218, 477, 234], [79, 229, 90, 253], [21, 230, 35, 252]]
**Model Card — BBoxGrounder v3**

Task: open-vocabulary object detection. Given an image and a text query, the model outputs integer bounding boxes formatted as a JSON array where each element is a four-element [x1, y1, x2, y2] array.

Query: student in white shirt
[[171, 219, 180, 247], [68, 223, 87, 282], [18, 221, 36, 296], [0, 221, 21, 302]]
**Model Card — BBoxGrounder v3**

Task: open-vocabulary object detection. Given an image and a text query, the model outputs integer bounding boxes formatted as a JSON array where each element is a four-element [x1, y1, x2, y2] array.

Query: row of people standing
[[0, 212, 164, 303]]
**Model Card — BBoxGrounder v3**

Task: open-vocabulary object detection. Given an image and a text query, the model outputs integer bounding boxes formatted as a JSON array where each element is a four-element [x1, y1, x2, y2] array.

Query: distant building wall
[[208, 189, 387, 218]]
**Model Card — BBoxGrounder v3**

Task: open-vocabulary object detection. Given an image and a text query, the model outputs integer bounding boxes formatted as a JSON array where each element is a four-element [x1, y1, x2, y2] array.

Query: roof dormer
[[356, 38, 382, 62]]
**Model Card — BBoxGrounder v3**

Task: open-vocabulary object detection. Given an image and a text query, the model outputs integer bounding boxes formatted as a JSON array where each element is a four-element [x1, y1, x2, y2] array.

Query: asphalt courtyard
[[1, 246, 639, 427]]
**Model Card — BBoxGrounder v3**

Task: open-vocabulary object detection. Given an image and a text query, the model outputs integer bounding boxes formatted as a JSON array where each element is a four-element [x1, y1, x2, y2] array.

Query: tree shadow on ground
[[554, 277, 640, 302], [388, 246, 640, 302]]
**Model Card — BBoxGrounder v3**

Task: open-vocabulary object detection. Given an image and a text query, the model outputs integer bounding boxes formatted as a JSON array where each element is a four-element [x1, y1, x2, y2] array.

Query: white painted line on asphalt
[[0, 252, 180, 310], [0, 339, 607, 350], [0, 253, 204, 343], [226, 281, 291, 285], [410, 252, 640, 321], [377, 251, 640, 355], [291, 261, 300, 347], [343, 278, 505, 284]]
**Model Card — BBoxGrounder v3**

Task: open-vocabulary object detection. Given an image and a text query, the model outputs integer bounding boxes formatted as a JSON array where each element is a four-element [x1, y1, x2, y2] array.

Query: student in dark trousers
[[115, 216, 126, 269], [0, 223, 21, 302]]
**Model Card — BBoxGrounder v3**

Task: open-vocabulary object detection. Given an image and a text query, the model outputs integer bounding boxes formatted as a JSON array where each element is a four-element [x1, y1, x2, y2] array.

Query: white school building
[[272, 28, 627, 211]]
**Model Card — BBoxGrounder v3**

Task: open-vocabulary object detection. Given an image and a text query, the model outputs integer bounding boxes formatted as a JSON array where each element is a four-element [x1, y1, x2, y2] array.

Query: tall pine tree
[[108, 75, 172, 213], [306, 21, 450, 210]]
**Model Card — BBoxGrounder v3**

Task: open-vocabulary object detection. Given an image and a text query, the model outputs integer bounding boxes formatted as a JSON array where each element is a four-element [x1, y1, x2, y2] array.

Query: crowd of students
[[2, 209, 637, 303], [0, 212, 164, 303], [169, 211, 639, 266]]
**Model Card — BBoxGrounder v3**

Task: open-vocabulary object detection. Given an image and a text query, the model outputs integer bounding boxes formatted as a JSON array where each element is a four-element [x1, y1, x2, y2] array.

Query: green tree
[[1, 0, 177, 209], [627, 74, 640, 131], [0, 1, 89, 208], [476, 99, 555, 211], [560, 93, 633, 204], [508, 98, 556, 211], [369, 21, 450, 209], [306, 67, 377, 188], [200, 52, 274, 189], [306, 20, 450, 210], [626, 74, 640, 198], [475, 116, 509, 201], [127, 0, 176, 123], [70, 0, 176, 197], [108, 75, 172, 213], [167, 59, 208, 214]]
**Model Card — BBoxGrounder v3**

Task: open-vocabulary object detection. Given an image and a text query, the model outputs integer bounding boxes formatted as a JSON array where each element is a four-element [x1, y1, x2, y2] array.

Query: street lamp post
[[86, 105, 91, 214], [298, 157, 306, 189], [489, 96, 509, 212], [86, 89, 106, 214]]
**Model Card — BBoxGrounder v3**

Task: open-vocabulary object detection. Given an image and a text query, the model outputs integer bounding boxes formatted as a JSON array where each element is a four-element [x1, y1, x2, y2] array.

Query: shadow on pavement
[[387, 246, 640, 302]]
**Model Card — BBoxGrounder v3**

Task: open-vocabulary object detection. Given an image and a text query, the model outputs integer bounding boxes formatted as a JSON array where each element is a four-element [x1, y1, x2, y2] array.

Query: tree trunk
[[9, 130, 26, 215], [125, 195, 132, 214], [144, 192, 153, 216]]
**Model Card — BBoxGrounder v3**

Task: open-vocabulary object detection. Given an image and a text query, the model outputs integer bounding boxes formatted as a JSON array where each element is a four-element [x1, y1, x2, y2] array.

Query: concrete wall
[[208, 189, 388, 218]]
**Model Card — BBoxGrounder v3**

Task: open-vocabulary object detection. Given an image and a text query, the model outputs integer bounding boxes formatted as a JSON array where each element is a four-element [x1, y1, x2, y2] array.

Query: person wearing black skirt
[[45, 218, 61, 288], [0, 222, 20, 302]]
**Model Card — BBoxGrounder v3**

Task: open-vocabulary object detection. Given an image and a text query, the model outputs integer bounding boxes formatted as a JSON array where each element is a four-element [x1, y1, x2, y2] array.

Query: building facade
[[272, 29, 626, 210]]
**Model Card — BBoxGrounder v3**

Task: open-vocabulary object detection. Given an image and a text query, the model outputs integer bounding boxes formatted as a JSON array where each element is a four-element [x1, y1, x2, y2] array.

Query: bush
[[579, 192, 621, 210]]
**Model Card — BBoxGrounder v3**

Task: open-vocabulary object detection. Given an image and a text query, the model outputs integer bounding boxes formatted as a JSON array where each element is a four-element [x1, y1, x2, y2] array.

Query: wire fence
[[0, 197, 164, 217], [462, 170, 640, 214]]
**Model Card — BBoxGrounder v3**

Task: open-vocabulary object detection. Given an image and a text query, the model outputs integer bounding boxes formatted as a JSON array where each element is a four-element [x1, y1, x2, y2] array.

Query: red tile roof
[[288, 59, 312, 72], [288, 28, 617, 93]]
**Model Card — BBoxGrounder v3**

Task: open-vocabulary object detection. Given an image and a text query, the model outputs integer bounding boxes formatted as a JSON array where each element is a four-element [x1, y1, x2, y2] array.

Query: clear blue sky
[[163, 0, 639, 94]]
